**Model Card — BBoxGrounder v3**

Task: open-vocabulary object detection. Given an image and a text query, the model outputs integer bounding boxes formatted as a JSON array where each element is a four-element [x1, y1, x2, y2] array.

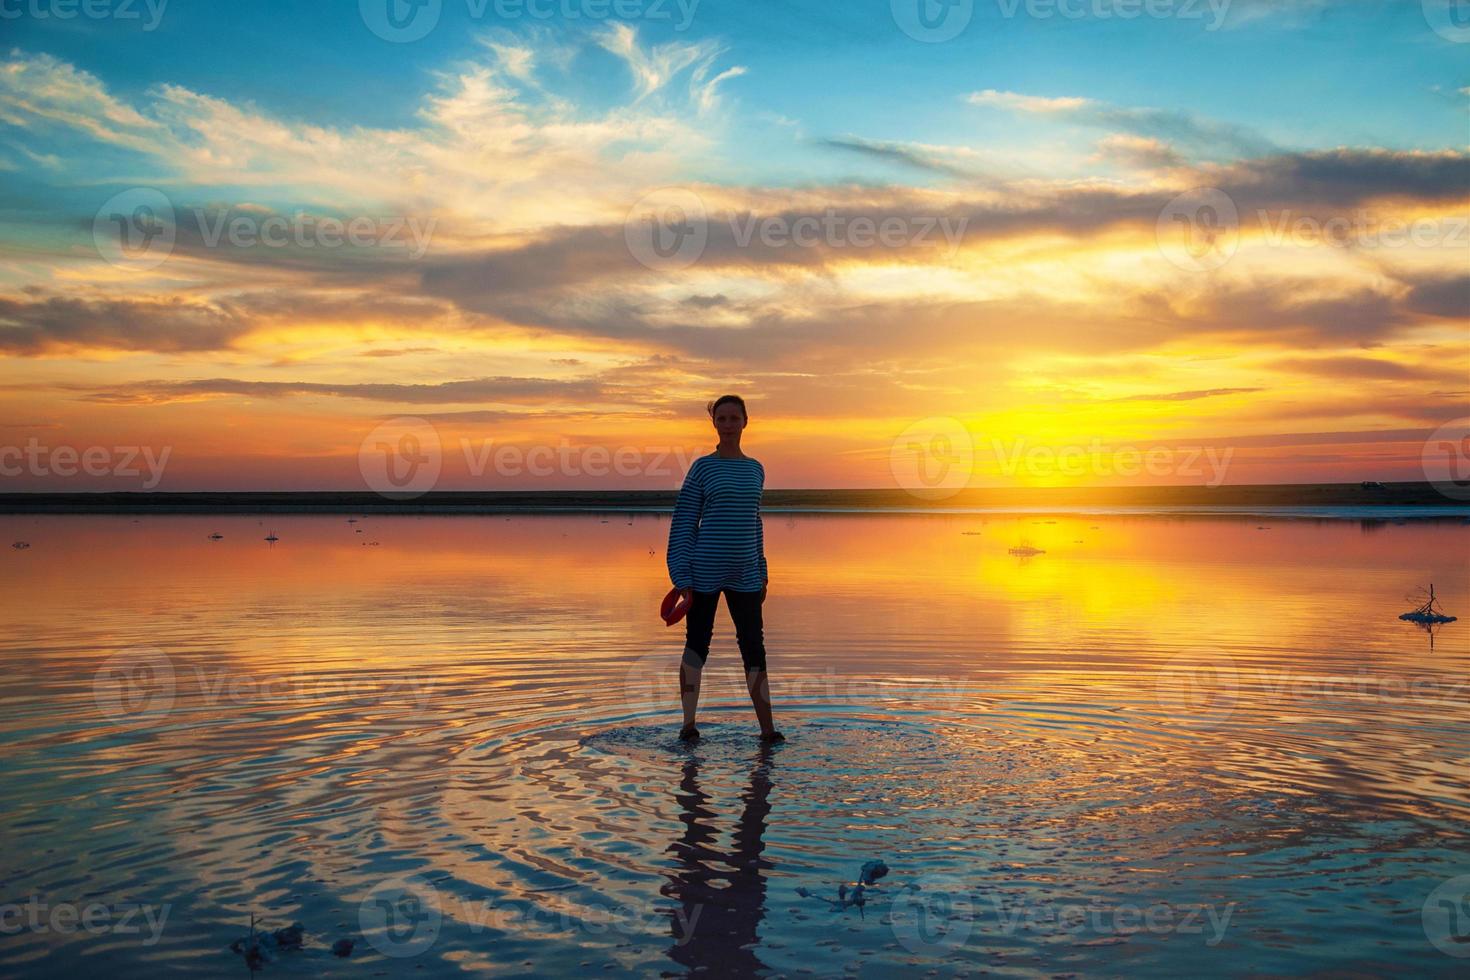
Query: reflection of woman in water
[[666, 395, 782, 742], [661, 746, 775, 975]]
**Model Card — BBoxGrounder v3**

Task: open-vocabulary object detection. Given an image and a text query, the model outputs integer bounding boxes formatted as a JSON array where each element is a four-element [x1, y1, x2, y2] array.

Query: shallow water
[[1, 512, 1468, 977]]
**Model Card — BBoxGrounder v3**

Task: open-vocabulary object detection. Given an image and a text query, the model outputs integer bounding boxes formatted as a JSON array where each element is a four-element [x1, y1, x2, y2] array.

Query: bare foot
[[759, 730, 785, 743], [678, 724, 700, 742]]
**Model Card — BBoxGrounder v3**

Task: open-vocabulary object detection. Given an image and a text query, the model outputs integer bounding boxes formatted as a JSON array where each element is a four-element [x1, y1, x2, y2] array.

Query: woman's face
[[712, 403, 747, 439]]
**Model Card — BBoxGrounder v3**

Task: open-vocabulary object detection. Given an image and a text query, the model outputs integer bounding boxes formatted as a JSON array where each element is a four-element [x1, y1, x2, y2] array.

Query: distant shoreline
[[2, 482, 1466, 517]]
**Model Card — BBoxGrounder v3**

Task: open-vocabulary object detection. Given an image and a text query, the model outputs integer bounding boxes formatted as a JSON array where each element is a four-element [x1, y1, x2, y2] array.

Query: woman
[[666, 394, 783, 743]]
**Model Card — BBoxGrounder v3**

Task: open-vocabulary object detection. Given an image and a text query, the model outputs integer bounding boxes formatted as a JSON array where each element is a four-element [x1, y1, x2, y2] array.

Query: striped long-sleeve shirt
[[666, 453, 767, 592]]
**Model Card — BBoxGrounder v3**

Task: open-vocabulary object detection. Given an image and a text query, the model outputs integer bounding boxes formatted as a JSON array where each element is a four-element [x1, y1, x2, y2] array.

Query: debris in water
[[795, 860, 891, 916], [331, 938, 354, 957], [229, 916, 309, 968], [270, 923, 304, 950], [1400, 584, 1457, 626], [232, 926, 265, 971], [1008, 544, 1045, 557], [11, 541, 30, 550], [264, 531, 279, 542], [208, 533, 223, 541]]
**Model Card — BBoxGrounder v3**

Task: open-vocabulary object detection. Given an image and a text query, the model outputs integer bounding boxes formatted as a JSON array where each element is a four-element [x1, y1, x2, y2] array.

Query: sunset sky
[[1, 0, 1466, 491]]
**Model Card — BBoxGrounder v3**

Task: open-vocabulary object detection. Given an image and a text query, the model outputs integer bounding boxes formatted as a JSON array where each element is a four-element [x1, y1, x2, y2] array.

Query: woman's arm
[[666, 460, 704, 589], [755, 495, 767, 585], [756, 464, 767, 586]]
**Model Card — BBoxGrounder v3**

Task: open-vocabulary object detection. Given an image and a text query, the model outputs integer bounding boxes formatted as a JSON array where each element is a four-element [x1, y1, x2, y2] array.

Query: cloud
[[69, 375, 612, 407], [1267, 355, 1466, 382], [1092, 135, 1187, 173], [7, 141, 63, 169], [0, 44, 732, 237], [1223, 389, 1458, 427], [966, 91, 1091, 114], [0, 290, 461, 356], [1131, 278, 1413, 345], [967, 88, 1277, 160], [1205, 148, 1470, 207], [597, 23, 742, 109], [1187, 427, 1436, 449], [0, 51, 165, 154], [480, 39, 539, 85], [2, 41, 1464, 464], [361, 347, 442, 358], [691, 63, 747, 117], [0, 296, 252, 355], [1216, 0, 1338, 29], [820, 136, 991, 180], [415, 148, 1467, 311], [223, 290, 453, 326], [1111, 387, 1265, 402], [415, 407, 650, 423], [1402, 274, 1470, 319]]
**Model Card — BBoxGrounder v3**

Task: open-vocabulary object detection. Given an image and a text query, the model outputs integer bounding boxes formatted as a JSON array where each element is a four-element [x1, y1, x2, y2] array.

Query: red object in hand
[[661, 587, 693, 626]]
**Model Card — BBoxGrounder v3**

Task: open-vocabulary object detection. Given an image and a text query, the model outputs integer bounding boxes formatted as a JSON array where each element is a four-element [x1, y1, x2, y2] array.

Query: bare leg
[[680, 658, 703, 736], [745, 668, 780, 738]]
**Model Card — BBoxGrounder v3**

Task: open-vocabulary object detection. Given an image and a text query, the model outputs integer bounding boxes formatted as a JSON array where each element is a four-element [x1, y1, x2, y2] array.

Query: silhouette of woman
[[666, 394, 782, 742]]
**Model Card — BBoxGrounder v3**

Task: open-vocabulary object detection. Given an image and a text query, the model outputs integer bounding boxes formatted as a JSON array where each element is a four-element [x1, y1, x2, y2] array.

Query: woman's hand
[[759, 579, 767, 604], [680, 587, 692, 604]]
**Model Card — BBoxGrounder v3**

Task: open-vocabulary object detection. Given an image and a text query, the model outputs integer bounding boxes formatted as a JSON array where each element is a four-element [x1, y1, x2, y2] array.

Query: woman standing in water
[[667, 395, 783, 743]]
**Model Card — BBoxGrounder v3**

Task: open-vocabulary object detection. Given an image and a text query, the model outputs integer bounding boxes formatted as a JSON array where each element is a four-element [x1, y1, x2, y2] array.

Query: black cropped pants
[[682, 589, 767, 674]]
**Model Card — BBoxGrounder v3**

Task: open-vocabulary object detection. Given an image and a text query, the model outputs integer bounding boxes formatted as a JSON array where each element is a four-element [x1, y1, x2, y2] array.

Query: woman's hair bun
[[707, 394, 748, 420]]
